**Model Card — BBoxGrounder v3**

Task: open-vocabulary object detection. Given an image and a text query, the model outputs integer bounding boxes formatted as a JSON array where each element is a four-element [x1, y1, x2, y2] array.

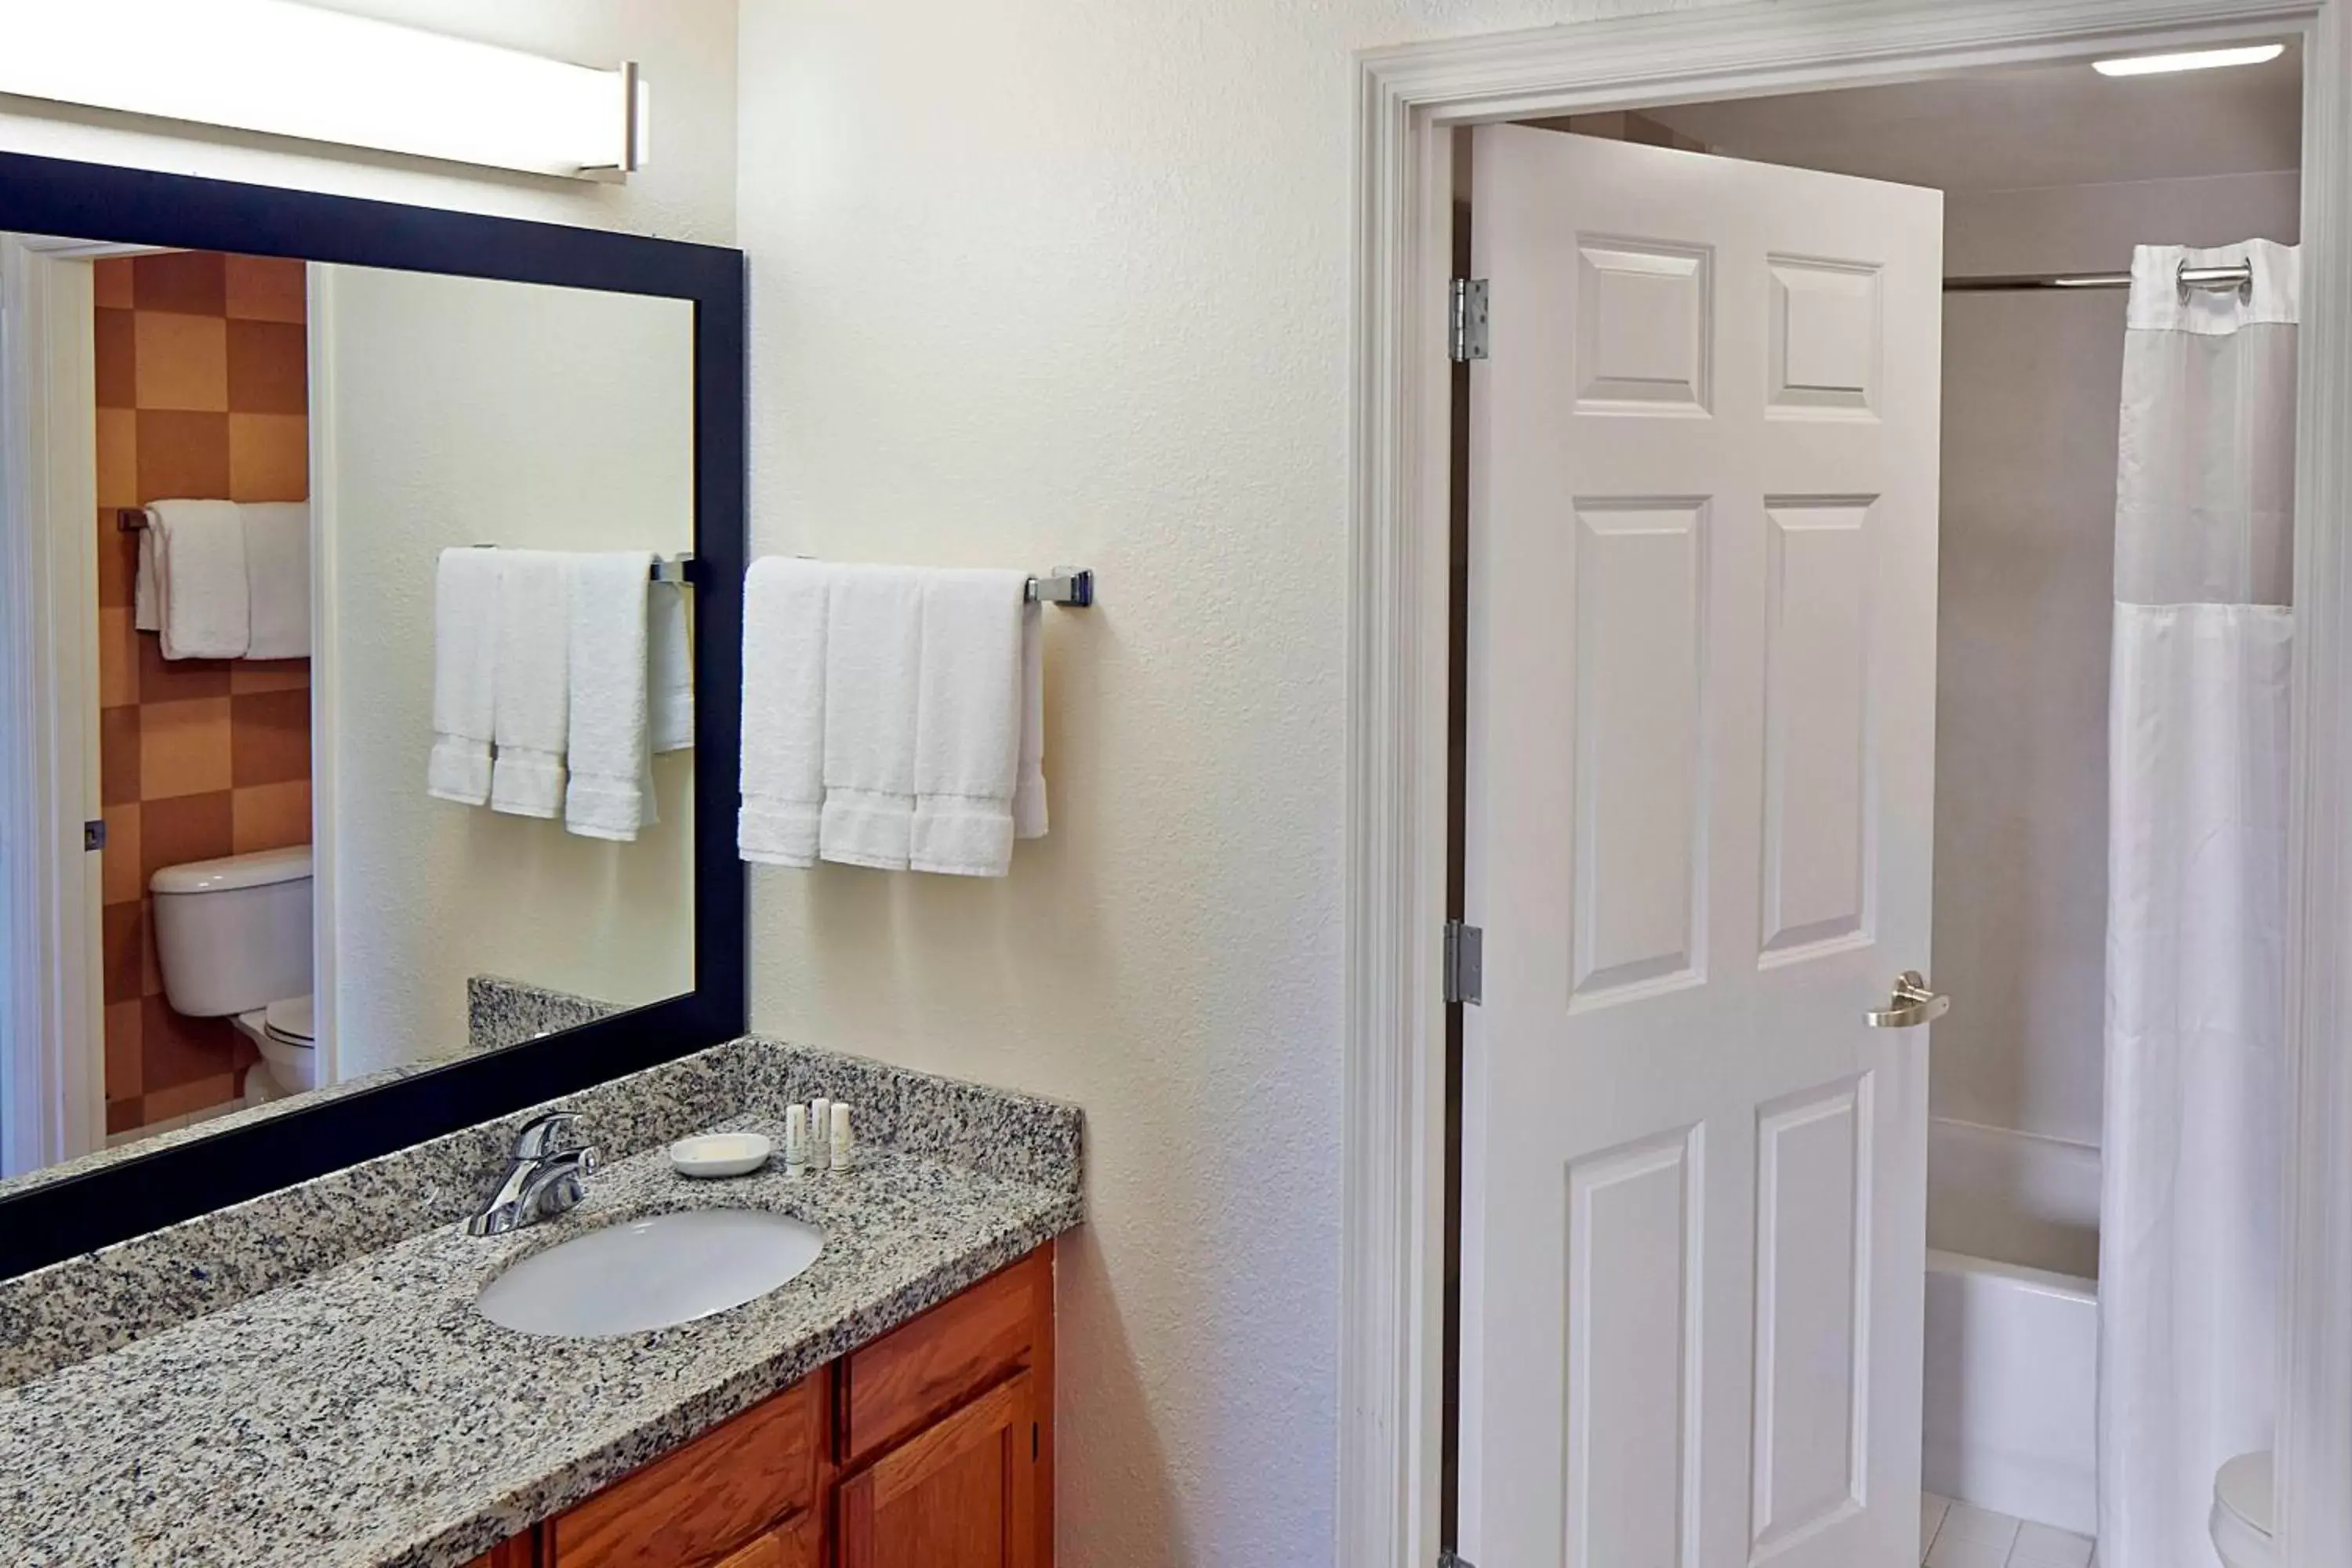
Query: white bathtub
[[1922, 1118, 2100, 1537]]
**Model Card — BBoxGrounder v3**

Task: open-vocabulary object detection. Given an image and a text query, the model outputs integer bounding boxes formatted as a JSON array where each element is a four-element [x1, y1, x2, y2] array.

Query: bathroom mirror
[[0, 153, 747, 1276]]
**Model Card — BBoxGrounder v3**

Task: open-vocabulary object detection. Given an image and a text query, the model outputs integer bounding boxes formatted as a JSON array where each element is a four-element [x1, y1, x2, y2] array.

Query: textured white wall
[[0, 0, 739, 243], [318, 266, 696, 1078], [1934, 170, 2301, 1149], [731, 1, 1750, 1563]]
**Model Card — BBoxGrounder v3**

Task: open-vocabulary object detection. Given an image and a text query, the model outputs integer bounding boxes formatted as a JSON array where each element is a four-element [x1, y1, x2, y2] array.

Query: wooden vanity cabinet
[[710, 1511, 819, 1568], [836, 1246, 1053, 1568], [837, 1367, 1040, 1568], [470, 1243, 1053, 1568]]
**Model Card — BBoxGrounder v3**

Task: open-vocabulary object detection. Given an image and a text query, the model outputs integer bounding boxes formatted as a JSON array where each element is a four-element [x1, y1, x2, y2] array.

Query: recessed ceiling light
[[2093, 43, 2286, 76]]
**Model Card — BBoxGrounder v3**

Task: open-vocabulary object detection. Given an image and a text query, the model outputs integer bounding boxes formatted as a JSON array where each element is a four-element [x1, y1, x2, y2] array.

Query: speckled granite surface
[[0, 1041, 757, 1389], [0, 1037, 1082, 1393], [0, 980, 626, 1213], [466, 975, 623, 1052], [0, 1119, 1082, 1567], [0, 1054, 448, 1206]]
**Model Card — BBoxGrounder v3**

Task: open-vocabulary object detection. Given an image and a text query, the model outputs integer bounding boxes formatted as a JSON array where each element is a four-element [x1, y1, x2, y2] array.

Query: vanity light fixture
[[0, 0, 646, 179], [2092, 42, 2286, 75]]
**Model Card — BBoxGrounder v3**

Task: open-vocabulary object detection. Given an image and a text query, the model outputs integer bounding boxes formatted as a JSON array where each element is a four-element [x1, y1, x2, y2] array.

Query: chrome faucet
[[467, 1112, 600, 1236]]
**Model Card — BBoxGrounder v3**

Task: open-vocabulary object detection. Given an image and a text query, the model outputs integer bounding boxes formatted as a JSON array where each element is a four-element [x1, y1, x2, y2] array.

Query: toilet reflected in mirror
[[151, 848, 315, 1105]]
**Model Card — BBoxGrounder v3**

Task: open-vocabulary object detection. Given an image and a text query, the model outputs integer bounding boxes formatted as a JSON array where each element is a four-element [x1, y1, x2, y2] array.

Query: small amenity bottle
[[829, 1103, 855, 1173]]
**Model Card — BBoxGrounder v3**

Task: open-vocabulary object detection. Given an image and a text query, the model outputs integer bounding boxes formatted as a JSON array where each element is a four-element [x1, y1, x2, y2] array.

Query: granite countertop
[[0, 1102, 1082, 1567]]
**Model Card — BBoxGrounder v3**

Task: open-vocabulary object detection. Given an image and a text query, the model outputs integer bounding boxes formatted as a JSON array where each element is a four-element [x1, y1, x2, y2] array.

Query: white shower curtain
[[2100, 239, 2297, 1568]]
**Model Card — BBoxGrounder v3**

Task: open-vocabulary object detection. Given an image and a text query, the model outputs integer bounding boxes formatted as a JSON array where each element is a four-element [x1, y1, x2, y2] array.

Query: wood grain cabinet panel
[[550, 1372, 822, 1568], [463, 1540, 539, 1568], [838, 1369, 1040, 1568], [843, 1250, 1052, 1467], [711, 1509, 818, 1568], [532, 1243, 1057, 1568]]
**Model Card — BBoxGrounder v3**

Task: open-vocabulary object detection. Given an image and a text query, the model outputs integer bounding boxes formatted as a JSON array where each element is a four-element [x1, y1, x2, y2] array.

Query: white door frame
[[1341, 3, 2352, 1566], [305, 261, 339, 1090], [0, 237, 105, 1174]]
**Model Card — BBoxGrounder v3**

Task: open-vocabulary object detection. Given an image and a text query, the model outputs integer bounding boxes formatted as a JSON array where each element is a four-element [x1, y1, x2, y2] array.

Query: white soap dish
[[669, 1132, 773, 1179]]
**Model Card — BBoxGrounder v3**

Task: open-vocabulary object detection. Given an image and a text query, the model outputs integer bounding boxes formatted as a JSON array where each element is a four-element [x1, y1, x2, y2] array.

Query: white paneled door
[[1460, 126, 1944, 1567]]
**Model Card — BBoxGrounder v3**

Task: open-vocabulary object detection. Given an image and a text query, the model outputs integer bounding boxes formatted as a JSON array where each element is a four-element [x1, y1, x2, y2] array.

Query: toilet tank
[[149, 846, 314, 1018]]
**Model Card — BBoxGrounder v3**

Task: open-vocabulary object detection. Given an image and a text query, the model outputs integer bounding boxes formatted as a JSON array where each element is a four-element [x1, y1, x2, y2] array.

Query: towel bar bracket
[[1026, 566, 1094, 608]]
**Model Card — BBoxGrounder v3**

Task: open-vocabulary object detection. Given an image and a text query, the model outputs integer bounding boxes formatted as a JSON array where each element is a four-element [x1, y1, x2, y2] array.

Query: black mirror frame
[[0, 151, 747, 1279]]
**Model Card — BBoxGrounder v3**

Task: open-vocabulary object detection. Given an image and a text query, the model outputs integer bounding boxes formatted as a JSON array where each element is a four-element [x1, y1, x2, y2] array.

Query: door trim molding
[[1343, 4, 2347, 1565], [0, 237, 104, 1176], [304, 262, 341, 1091]]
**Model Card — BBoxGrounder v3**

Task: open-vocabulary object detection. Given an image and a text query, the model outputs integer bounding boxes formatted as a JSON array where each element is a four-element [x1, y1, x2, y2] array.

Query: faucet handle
[[512, 1111, 584, 1160], [525, 1145, 600, 1224]]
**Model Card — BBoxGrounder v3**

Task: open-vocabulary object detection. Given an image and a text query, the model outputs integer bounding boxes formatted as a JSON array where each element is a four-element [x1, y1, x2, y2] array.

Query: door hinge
[[1439, 1552, 1477, 1568], [1443, 920, 1483, 1007], [1032, 1421, 1040, 1461], [82, 818, 105, 851], [1450, 277, 1490, 362]]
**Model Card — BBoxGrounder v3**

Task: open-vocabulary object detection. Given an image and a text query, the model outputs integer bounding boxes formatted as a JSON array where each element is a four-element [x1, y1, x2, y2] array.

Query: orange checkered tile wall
[[93, 250, 312, 1137]]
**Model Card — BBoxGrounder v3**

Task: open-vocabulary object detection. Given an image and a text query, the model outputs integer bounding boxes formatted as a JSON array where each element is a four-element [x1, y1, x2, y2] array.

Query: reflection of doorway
[[91, 250, 315, 1143], [0, 240, 318, 1176], [0, 233, 108, 1178]]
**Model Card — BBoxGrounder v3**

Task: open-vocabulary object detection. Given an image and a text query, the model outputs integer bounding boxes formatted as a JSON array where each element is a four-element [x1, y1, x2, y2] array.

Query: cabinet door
[[838, 1370, 1039, 1568], [550, 1374, 822, 1568], [464, 1538, 539, 1568], [713, 1511, 818, 1568]]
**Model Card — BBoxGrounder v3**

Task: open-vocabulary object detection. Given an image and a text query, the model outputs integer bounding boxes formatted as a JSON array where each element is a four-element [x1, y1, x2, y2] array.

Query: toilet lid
[[262, 994, 314, 1045]]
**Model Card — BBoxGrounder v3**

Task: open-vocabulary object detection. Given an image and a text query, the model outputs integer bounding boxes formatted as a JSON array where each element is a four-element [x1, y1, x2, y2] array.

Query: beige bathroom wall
[[731, 0, 1757, 1563], [315, 266, 697, 1079], [1933, 169, 2301, 1148]]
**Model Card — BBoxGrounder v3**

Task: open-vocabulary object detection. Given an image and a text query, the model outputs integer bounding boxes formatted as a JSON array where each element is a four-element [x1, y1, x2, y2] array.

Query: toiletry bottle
[[830, 1103, 855, 1173]]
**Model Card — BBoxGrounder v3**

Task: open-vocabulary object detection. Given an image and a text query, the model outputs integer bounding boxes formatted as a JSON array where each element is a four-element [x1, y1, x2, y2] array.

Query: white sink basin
[[477, 1209, 823, 1338]]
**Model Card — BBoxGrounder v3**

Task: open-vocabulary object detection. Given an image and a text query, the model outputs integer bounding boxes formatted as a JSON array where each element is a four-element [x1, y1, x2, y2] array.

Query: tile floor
[[1922, 1495, 2096, 1568]]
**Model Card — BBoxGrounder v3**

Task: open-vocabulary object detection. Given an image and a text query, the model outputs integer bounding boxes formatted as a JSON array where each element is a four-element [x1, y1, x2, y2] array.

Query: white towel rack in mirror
[[118, 513, 701, 586]]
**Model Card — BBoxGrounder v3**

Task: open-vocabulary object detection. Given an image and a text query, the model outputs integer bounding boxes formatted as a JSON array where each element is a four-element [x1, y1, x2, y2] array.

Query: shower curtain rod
[[1944, 258, 2256, 296]]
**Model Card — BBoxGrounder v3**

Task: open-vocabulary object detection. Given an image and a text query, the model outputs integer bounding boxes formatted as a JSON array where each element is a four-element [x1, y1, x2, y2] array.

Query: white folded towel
[[149, 499, 249, 660], [241, 502, 311, 660], [909, 568, 1029, 876], [427, 548, 499, 805], [489, 550, 570, 818], [648, 580, 695, 754], [1014, 604, 1048, 840], [818, 564, 924, 869], [564, 551, 656, 841], [739, 558, 830, 867], [132, 513, 160, 632]]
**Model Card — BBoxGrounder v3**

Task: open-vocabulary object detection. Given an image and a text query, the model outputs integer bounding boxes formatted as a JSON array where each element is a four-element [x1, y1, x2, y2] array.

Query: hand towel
[[648, 580, 695, 753], [1014, 604, 1048, 840], [489, 550, 569, 818], [739, 558, 830, 866], [132, 513, 160, 632], [427, 547, 499, 805], [909, 569, 1029, 876], [818, 564, 924, 869], [564, 551, 655, 841], [241, 502, 311, 660], [149, 499, 249, 660]]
